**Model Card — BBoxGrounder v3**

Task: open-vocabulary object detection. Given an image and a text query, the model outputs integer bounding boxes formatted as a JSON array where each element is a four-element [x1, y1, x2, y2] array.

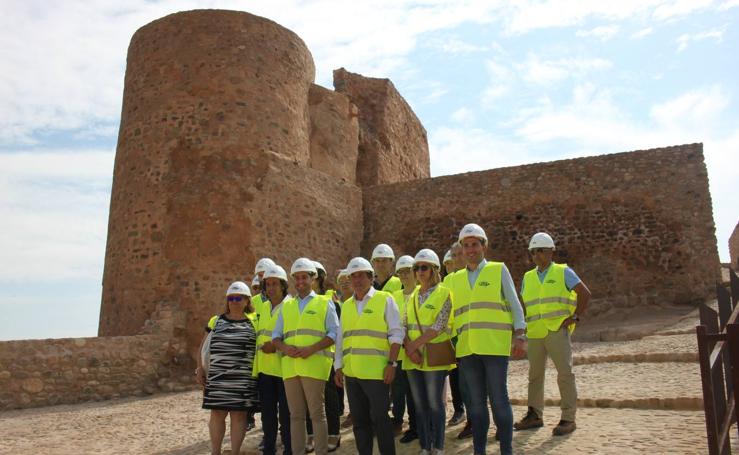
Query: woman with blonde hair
[[403, 249, 455, 455], [196, 281, 259, 455]]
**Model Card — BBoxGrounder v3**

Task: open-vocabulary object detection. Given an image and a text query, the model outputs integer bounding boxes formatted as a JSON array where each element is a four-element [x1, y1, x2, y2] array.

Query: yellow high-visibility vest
[[392, 286, 418, 362], [381, 276, 402, 293], [253, 298, 284, 378], [449, 262, 513, 357], [404, 284, 454, 371], [341, 291, 392, 380], [281, 294, 334, 381], [521, 263, 577, 339]]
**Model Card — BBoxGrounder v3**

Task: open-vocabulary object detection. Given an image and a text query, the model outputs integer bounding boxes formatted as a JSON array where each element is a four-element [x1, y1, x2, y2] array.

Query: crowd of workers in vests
[[195, 223, 591, 455]]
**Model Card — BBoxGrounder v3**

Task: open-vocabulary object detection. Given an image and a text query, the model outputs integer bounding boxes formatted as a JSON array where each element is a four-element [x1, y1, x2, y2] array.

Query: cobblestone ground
[[1, 332, 736, 454]]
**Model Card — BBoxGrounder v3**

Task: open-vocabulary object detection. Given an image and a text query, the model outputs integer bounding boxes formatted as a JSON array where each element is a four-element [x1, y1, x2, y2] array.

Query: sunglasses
[[530, 248, 550, 255], [413, 265, 431, 272], [227, 296, 244, 302]]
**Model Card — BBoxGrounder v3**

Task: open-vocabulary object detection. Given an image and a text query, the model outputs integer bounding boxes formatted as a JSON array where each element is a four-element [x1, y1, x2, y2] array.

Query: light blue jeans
[[407, 369, 447, 450]]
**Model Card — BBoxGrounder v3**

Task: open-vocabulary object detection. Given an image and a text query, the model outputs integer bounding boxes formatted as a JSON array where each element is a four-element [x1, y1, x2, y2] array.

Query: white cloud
[[653, 0, 716, 20], [676, 27, 726, 51], [451, 107, 476, 124], [517, 54, 612, 85], [650, 85, 729, 132], [432, 37, 488, 54], [718, 0, 739, 10], [0, 149, 113, 282], [576, 25, 620, 41], [631, 27, 654, 38]]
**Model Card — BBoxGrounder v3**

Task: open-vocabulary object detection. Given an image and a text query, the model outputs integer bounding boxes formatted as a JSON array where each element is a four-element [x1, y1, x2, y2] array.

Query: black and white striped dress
[[202, 315, 259, 411]]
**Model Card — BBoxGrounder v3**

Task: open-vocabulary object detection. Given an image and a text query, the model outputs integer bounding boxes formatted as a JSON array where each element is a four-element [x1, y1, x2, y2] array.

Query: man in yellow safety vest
[[514, 232, 591, 436], [334, 257, 404, 455], [272, 258, 339, 455], [448, 223, 526, 455]]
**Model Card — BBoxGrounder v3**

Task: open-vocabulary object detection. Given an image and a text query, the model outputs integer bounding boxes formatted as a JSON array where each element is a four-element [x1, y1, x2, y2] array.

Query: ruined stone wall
[[730, 222, 739, 269], [334, 68, 430, 187], [362, 144, 720, 308], [308, 84, 359, 183], [0, 303, 190, 410], [99, 10, 362, 360]]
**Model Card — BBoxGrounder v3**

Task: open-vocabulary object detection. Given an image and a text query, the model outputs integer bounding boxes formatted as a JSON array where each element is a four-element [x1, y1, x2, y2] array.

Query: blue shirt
[[272, 290, 340, 341], [465, 259, 526, 331], [519, 262, 581, 295]]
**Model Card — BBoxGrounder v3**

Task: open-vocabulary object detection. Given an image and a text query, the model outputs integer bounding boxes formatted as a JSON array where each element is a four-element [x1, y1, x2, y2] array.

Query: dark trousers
[[460, 354, 513, 455], [345, 376, 396, 455], [258, 373, 292, 455], [448, 367, 465, 413], [307, 367, 341, 436], [391, 362, 417, 432]]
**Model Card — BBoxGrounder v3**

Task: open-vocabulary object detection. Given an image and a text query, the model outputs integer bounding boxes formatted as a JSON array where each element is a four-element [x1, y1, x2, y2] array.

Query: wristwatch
[[388, 360, 398, 367], [571, 314, 580, 322]]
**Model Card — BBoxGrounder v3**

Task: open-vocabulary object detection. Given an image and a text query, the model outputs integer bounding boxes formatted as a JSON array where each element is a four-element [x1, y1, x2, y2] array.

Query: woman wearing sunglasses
[[196, 281, 259, 455], [403, 249, 455, 455]]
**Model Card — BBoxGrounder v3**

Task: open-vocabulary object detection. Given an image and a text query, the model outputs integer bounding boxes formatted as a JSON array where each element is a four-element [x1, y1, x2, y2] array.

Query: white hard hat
[[255, 257, 276, 274], [443, 249, 453, 264], [529, 232, 556, 250], [263, 265, 288, 282], [395, 255, 415, 272], [414, 249, 440, 268], [251, 276, 260, 287], [226, 281, 252, 297], [337, 268, 349, 279], [458, 223, 487, 244], [312, 260, 327, 275], [371, 243, 395, 261], [291, 257, 317, 276], [346, 257, 374, 274]]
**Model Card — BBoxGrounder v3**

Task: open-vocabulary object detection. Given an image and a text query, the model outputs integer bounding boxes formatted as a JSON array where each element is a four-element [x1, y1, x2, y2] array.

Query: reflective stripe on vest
[[522, 263, 577, 339], [254, 300, 284, 378], [281, 295, 334, 380], [404, 284, 454, 371], [392, 287, 417, 363], [341, 291, 391, 380], [450, 262, 513, 357]]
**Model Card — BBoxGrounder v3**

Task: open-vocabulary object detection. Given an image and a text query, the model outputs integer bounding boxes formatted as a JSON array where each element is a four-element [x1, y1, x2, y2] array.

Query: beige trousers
[[284, 376, 328, 455], [527, 327, 577, 421]]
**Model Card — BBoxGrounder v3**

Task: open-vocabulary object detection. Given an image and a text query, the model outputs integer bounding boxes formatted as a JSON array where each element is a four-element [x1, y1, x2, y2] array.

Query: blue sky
[[1, 0, 737, 340]]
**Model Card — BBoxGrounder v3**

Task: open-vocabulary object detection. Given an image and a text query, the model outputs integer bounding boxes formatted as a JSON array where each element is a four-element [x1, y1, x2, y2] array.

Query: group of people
[[195, 223, 591, 455]]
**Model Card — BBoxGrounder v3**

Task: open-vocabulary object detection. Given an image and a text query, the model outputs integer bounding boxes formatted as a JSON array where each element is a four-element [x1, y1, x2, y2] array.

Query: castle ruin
[[98, 9, 721, 361]]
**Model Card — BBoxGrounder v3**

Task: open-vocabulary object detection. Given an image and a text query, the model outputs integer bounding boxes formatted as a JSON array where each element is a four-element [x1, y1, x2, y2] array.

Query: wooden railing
[[697, 268, 739, 454]]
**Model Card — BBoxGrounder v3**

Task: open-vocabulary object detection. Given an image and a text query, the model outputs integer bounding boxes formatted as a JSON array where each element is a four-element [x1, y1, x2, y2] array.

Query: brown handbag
[[413, 290, 456, 367]]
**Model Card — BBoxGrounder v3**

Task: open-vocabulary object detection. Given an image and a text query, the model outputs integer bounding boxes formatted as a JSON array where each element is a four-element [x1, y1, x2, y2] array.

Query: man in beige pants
[[514, 233, 591, 436]]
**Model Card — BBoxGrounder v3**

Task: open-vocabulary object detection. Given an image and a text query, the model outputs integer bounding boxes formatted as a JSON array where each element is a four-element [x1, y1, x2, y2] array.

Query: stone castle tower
[[99, 10, 430, 358], [100, 9, 721, 360]]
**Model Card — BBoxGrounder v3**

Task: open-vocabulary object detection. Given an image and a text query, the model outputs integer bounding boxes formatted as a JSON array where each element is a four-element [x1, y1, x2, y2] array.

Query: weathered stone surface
[[362, 144, 720, 308], [100, 9, 316, 340], [308, 84, 359, 183], [729, 221, 739, 269], [333, 67, 430, 187], [0, 302, 191, 410]]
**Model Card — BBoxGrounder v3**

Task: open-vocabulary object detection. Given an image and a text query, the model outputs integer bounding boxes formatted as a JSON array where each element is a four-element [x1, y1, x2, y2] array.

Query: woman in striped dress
[[196, 281, 259, 455]]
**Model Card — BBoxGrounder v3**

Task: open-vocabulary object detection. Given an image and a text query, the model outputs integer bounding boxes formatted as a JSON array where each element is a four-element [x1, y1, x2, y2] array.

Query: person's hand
[[406, 340, 419, 354], [284, 345, 300, 358], [261, 342, 276, 354], [408, 350, 423, 365], [296, 346, 315, 359], [195, 367, 206, 388], [559, 317, 576, 330], [511, 338, 527, 359], [334, 368, 344, 388], [383, 364, 396, 384]]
